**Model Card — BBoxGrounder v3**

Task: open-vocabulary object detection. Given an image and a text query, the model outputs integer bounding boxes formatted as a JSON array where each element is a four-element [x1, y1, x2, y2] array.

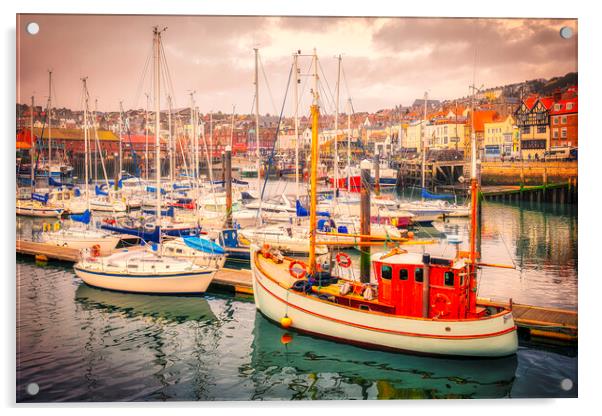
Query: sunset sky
[[17, 14, 578, 115]]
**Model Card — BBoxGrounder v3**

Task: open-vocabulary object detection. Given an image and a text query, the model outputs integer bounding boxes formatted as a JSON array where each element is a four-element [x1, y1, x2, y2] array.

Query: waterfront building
[[483, 115, 519, 159], [515, 96, 553, 160], [404, 120, 425, 153], [549, 86, 578, 149]]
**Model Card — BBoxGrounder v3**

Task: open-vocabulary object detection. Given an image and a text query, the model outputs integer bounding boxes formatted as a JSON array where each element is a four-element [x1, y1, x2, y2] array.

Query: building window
[[444, 271, 455, 287], [537, 126, 546, 134], [521, 126, 530, 134], [381, 265, 392, 280], [553, 116, 559, 125], [399, 269, 409, 281], [567, 103, 573, 110], [561, 116, 567, 124], [553, 129, 559, 139], [562, 128, 567, 138], [554, 104, 561, 111], [415, 268, 423, 283]]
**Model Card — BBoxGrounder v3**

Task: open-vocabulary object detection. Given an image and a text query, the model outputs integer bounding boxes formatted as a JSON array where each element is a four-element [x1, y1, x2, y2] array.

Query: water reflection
[[249, 313, 518, 400], [75, 284, 216, 323]]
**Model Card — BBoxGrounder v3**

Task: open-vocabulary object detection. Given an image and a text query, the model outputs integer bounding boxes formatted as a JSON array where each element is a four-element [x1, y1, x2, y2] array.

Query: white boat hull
[[16, 206, 63, 217], [41, 234, 120, 255], [74, 266, 215, 294], [251, 249, 518, 357]]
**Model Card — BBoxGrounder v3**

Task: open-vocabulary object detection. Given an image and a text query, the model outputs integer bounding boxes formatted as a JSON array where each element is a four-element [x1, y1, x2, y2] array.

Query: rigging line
[[257, 62, 294, 218], [258, 54, 279, 116], [131, 44, 153, 111], [340, 63, 355, 113], [318, 60, 337, 114]]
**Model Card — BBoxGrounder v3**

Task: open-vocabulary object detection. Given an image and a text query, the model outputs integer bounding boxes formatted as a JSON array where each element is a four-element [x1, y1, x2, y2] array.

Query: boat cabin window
[[444, 271, 455, 286], [176, 249, 183, 254], [399, 269, 409, 281], [381, 265, 392, 280], [415, 268, 424, 283]]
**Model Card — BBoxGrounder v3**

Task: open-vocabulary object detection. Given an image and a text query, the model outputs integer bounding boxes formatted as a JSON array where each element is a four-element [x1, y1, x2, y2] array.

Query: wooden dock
[[16, 239, 576, 342], [479, 298, 577, 342]]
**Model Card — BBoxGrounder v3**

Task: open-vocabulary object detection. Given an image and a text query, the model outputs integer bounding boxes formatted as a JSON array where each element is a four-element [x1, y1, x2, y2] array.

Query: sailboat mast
[[30, 96, 35, 191], [153, 27, 162, 223], [145, 93, 149, 181], [82, 78, 90, 213], [167, 95, 173, 183], [334, 55, 341, 198], [189, 93, 196, 180], [230, 105, 235, 149], [47, 70, 52, 173], [118, 101, 124, 179], [421, 91, 428, 193], [468, 83, 479, 312], [347, 98, 352, 193], [209, 112, 213, 182], [254, 48, 260, 194], [293, 53, 300, 200], [308, 49, 320, 274]]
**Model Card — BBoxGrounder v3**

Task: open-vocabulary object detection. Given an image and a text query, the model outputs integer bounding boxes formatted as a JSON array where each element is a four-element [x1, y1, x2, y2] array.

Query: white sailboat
[[40, 78, 121, 254], [74, 27, 216, 295]]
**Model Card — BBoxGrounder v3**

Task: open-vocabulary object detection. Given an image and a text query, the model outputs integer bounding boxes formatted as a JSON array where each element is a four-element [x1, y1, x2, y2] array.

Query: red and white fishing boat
[[250, 65, 518, 358]]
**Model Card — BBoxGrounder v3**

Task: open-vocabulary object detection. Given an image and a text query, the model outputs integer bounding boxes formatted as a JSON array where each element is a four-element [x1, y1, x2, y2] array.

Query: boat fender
[[53, 222, 61, 232], [340, 281, 352, 295], [91, 244, 101, 258], [336, 252, 352, 268], [431, 293, 452, 318], [291, 279, 310, 292], [280, 316, 293, 328], [363, 285, 375, 301], [289, 261, 307, 280], [42, 222, 49, 232]]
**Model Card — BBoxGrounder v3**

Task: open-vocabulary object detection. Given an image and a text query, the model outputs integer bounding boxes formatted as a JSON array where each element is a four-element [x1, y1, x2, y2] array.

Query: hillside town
[[16, 73, 578, 165]]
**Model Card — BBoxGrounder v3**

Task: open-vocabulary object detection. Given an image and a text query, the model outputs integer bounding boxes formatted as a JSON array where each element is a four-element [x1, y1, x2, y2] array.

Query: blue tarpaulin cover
[[182, 236, 225, 255]]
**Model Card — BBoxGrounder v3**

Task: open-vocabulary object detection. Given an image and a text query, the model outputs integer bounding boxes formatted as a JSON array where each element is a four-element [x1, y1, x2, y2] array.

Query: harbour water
[[16, 196, 577, 401]]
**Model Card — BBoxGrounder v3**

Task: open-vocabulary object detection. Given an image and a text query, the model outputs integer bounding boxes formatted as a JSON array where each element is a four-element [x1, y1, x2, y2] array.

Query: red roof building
[[549, 87, 578, 148]]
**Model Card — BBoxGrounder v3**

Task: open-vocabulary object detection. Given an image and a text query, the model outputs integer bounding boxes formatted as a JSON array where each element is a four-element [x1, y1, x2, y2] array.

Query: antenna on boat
[[254, 48, 261, 196]]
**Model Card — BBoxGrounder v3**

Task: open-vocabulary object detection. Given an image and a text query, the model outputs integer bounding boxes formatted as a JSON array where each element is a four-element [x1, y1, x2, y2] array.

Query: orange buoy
[[280, 316, 293, 329], [280, 333, 293, 345], [407, 231, 414, 239]]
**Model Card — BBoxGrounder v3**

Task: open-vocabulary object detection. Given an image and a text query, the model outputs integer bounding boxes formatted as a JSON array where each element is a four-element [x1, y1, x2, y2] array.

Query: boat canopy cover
[[142, 206, 175, 217], [49, 177, 75, 188], [31, 193, 49, 204], [100, 224, 161, 243], [71, 209, 91, 225], [421, 188, 454, 200], [182, 236, 225, 255], [146, 186, 167, 195], [295, 200, 330, 218], [107, 179, 123, 189], [95, 185, 109, 196]]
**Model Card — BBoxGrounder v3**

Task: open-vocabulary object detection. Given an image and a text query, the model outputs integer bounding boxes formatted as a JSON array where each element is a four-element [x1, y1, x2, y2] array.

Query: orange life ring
[[431, 293, 452, 318], [336, 252, 352, 268], [289, 260, 307, 279], [91, 244, 101, 258]]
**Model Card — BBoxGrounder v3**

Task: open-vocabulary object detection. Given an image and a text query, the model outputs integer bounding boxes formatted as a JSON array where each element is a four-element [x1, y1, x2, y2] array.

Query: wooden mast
[[468, 83, 479, 313], [308, 49, 320, 275]]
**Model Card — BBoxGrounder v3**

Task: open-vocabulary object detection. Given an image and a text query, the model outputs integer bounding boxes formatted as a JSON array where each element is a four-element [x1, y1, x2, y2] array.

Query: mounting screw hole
[[561, 378, 573, 391], [26, 22, 40, 35], [560, 27, 573, 39], [26, 382, 39, 395]]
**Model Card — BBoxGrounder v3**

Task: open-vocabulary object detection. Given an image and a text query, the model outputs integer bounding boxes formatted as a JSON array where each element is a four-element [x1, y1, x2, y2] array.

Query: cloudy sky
[[17, 15, 577, 116]]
